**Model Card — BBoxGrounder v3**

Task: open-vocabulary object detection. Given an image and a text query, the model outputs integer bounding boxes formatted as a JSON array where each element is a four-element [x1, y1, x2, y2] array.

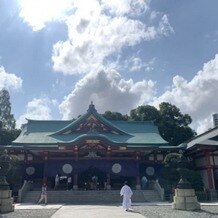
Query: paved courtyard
[[0, 203, 218, 218]]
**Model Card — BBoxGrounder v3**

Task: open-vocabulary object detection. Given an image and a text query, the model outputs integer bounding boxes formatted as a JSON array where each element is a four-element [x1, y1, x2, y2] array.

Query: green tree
[[158, 102, 195, 146], [160, 153, 204, 191], [130, 102, 195, 146], [130, 105, 160, 121], [0, 128, 21, 145], [0, 89, 16, 130], [102, 111, 128, 121], [0, 89, 21, 145], [0, 150, 22, 193], [160, 153, 181, 188]]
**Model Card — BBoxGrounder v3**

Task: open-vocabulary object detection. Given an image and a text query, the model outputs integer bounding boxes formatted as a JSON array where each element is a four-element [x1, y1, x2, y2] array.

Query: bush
[[183, 169, 204, 191], [160, 153, 204, 192]]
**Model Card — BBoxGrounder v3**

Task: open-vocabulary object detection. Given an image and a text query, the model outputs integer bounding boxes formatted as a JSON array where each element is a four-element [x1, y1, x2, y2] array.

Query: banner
[[43, 160, 139, 177]]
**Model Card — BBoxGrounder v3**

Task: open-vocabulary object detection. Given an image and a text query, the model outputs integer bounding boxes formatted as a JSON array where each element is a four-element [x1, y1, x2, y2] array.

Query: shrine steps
[[22, 190, 162, 204]]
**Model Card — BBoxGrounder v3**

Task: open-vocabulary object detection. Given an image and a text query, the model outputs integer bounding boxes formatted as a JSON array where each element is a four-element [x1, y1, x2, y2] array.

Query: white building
[[213, 113, 218, 127]]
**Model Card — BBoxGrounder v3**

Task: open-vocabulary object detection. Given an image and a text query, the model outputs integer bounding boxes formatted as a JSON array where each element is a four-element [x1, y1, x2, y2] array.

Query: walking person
[[54, 174, 59, 190], [38, 184, 47, 205], [120, 181, 133, 211], [67, 176, 72, 190], [141, 176, 148, 190], [92, 175, 98, 190]]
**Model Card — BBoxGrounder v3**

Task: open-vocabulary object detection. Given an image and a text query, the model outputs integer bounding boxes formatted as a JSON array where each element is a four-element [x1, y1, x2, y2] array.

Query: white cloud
[[195, 116, 214, 134], [157, 14, 174, 36], [18, 0, 150, 31], [17, 0, 173, 74], [151, 54, 218, 134], [59, 69, 155, 119], [129, 57, 144, 72], [126, 56, 156, 72], [18, 0, 73, 31], [0, 66, 23, 91], [17, 97, 56, 127], [52, 0, 173, 75], [101, 0, 150, 16]]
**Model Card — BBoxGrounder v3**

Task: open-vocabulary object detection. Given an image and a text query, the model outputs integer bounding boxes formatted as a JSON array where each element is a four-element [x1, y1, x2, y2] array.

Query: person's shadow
[[126, 209, 141, 214]]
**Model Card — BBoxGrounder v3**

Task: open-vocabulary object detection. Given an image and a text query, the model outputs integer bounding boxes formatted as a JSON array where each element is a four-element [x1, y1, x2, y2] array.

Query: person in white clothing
[[54, 174, 59, 190], [141, 176, 148, 190], [67, 176, 72, 190], [120, 181, 133, 211], [38, 184, 47, 205]]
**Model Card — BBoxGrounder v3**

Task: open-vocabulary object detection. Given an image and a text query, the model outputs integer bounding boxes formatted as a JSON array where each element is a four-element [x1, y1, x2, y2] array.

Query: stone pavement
[[12, 202, 218, 218], [51, 205, 144, 218], [15, 204, 144, 218]]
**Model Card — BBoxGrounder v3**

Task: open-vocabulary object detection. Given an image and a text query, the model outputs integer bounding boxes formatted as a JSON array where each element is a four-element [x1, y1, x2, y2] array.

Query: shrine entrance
[[110, 174, 135, 190], [78, 166, 106, 190]]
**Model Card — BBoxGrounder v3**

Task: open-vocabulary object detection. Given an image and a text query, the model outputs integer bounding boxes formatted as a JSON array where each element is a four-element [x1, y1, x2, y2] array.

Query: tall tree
[[130, 105, 160, 121], [0, 89, 20, 145], [0, 89, 16, 130], [0, 150, 22, 192], [160, 153, 204, 191], [102, 111, 128, 121], [158, 102, 195, 146], [130, 102, 195, 146]]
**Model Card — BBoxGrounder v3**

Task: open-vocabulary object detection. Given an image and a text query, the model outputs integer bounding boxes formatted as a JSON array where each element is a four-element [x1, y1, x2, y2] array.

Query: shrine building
[[3, 103, 218, 196], [8, 103, 181, 190], [184, 126, 218, 192]]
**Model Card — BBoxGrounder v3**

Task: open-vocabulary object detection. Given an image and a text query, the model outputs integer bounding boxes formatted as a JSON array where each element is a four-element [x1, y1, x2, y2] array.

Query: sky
[[0, 0, 218, 134]]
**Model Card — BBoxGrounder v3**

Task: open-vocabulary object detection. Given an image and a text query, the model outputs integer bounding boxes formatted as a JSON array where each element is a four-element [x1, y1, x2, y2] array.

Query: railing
[[206, 189, 218, 201], [17, 180, 32, 203], [197, 189, 218, 201], [153, 180, 165, 201]]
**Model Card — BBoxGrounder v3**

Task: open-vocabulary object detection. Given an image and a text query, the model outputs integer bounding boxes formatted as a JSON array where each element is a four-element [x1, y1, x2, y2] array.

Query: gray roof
[[185, 126, 218, 149]]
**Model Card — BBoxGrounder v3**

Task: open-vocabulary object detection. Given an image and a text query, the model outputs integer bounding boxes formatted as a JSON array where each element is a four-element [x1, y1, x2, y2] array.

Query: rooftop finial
[[88, 101, 96, 112]]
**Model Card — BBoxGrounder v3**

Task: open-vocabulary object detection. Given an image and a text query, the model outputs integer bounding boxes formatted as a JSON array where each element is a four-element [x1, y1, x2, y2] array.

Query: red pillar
[[73, 174, 78, 190], [205, 150, 214, 189], [74, 146, 78, 161], [106, 173, 111, 190]]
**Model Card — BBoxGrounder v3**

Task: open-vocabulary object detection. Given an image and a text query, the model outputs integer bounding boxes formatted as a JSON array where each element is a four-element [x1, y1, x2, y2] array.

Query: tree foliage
[[130, 102, 195, 146], [102, 102, 195, 146], [0, 150, 22, 192], [0, 128, 21, 145], [160, 153, 204, 191], [163, 152, 182, 166], [130, 105, 160, 121], [0, 89, 16, 130], [102, 111, 128, 121], [158, 102, 195, 146], [0, 89, 21, 145]]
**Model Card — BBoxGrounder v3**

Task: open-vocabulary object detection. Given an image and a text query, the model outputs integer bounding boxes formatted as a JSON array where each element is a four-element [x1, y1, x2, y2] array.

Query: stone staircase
[[22, 190, 161, 204]]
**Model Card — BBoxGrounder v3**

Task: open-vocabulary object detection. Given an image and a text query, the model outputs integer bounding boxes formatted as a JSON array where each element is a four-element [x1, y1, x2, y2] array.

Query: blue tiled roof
[[12, 104, 169, 148]]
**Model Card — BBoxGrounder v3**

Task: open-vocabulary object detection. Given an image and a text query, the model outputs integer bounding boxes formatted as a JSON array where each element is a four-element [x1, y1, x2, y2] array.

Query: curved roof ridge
[[62, 133, 123, 144], [26, 118, 75, 122], [50, 103, 130, 136], [111, 120, 155, 124]]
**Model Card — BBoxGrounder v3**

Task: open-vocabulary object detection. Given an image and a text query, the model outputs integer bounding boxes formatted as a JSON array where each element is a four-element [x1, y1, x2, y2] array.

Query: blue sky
[[0, 0, 218, 134]]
